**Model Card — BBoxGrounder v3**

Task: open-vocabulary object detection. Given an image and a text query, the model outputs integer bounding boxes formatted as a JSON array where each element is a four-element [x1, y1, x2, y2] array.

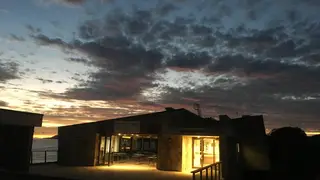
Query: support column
[[157, 134, 182, 171]]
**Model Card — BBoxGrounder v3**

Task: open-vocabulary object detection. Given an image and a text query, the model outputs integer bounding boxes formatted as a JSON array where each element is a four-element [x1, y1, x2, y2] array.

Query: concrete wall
[[0, 124, 34, 172], [219, 115, 270, 180], [232, 116, 270, 171], [219, 135, 241, 180], [58, 123, 98, 166], [157, 135, 182, 171]]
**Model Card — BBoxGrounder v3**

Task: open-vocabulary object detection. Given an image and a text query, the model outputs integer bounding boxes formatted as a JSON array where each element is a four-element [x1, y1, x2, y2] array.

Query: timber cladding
[[157, 135, 183, 171], [58, 123, 97, 166]]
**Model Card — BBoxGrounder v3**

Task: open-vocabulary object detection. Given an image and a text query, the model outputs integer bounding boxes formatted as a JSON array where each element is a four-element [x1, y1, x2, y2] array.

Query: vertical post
[[193, 173, 196, 180], [30, 152, 33, 164], [200, 170, 203, 180], [218, 163, 220, 180], [44, 151, 47, 163], [215, 164, 217, 180], [97, 135, 101, 165], [219, 162, 222, 180], [210, 166, 213, 180], [141, 138, 144, 151], [206, 168, 209, 180], [108, 136, 112, 166]]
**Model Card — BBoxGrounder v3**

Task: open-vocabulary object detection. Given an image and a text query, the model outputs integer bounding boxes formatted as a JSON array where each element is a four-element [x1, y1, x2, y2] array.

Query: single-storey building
[[58, 108, 270, 178], [0, 108, 43, 172]]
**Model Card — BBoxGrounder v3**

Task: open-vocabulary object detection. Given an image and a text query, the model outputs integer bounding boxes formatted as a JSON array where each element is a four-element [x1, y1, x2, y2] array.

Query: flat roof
[[0, 108, 43, 127]]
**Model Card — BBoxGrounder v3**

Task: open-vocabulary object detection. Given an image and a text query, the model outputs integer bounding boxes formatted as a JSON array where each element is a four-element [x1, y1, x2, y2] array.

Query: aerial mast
[[193, 103, 202, 117]]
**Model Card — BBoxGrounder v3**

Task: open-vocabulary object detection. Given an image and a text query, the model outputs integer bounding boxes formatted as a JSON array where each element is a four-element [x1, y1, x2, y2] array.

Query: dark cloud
[[66, 57, 91, 65], [31, 0, 320, 129], [0, 61, 20, 82], [25, 25, 41, 34], [206, 54, 312, 77], [50, 21, 61, 28], [36, 78, 54, 84], [0, 100, 8, 107], [32, 34, 69, 47], [37, 0, 85, 7], [166, 52, 212, 70], [9, 34, 25, 42], [155, 3, 179, 16], [59, 0, 85, 5], [56, 80, 67, 84]]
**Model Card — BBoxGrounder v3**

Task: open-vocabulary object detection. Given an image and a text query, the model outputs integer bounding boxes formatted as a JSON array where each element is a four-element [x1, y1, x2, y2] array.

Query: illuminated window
[[119, 137, 131, 152]]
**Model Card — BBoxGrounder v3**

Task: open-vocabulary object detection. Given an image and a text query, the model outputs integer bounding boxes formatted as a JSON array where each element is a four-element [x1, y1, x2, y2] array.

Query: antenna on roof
[[193, 103, 202, 117]]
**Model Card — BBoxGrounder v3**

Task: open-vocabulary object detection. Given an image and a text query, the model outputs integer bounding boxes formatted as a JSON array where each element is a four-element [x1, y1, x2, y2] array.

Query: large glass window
[[117, 136, 158, 152], [150, 139, 157, 151], [119, 136, 131, 152], [192, 137, 219, 168]]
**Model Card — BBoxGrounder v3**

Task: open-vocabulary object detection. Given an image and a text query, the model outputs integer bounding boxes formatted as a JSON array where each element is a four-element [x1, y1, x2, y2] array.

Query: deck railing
[[30, 150, 58, 164], [191, 162, 222, 180]]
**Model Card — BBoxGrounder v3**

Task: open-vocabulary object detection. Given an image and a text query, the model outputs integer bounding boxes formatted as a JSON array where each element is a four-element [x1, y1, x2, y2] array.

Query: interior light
[[118, 133, 121, 136], [98, 164, 154, 171]]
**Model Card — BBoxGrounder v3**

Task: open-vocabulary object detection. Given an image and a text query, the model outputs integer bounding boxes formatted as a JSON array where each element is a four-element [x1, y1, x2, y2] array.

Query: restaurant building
[[58, 108, 269, 175]]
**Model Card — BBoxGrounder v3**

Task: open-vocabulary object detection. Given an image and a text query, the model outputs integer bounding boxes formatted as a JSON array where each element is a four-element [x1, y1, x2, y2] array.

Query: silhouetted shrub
[[268, 127, 308, 179]]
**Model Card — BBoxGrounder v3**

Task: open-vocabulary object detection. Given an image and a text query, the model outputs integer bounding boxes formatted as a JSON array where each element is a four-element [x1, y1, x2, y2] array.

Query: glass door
[[192, 137, 203, 168], [192, 137, 215, 168], [203, 138, 214, 166]]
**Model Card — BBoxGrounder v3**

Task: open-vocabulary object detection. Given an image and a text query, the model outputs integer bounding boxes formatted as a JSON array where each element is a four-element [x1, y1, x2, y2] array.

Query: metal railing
[[191, 162, 222, 180], [30, 150, 58, 164]]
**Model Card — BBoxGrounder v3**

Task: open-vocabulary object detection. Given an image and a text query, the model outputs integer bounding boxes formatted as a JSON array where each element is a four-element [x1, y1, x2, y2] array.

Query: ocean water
[[31, 139, 58, 164]]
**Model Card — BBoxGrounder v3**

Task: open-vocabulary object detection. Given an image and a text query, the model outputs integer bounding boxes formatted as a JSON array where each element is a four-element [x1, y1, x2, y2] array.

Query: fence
[[30, 150, 58, 164], [191, 162, 223, 180]]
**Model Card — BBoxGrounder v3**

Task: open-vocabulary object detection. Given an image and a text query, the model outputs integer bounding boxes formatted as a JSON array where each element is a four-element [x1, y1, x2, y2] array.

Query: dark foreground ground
[[0, 171, 76, 180]]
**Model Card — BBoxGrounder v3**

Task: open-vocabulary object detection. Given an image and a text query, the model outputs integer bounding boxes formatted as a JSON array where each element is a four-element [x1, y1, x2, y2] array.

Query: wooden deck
[[29, 164, 192, 180]]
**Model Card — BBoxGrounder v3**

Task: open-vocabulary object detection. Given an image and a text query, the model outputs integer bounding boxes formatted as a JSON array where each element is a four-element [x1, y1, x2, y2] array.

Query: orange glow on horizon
[[306, 131, 320, 136], [266, 129, 320, 136]]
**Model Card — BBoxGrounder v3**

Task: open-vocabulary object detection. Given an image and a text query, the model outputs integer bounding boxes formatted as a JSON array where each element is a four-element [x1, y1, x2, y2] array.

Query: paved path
[[30, 164, 192, 180]]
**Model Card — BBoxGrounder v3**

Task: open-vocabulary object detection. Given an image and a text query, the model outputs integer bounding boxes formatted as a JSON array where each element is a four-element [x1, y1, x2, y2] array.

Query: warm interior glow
[[98, 164, 155, 171], [182, 136, 193, 173], [122, 136, 131, 139], [181, 135, 220, 173], [215, 139, 220, 162], [33, 134, 56, 139]]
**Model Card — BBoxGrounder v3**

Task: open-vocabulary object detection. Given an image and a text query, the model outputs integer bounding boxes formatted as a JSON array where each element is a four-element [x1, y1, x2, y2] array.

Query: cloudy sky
[[1, 0, 320, 137]]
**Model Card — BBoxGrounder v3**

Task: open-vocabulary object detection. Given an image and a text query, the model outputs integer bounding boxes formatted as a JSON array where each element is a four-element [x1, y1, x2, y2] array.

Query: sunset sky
[[1, 0, 320, 138]]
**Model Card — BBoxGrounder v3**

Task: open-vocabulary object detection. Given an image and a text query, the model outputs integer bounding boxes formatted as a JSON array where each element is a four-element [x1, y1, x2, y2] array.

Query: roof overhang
[[0, 108, 43, 127]]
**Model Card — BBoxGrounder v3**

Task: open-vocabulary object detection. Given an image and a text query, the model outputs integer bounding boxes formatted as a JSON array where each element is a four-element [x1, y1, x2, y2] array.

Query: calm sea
[[31, 139, 58, 163]]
